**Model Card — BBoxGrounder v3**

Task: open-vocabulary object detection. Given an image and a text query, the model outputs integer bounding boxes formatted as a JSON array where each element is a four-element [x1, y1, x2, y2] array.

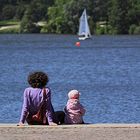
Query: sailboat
[[78, 9, 91, 40]]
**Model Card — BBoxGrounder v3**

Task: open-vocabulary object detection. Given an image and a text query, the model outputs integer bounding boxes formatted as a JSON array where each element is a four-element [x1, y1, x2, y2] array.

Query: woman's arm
[[45, 88, 57, 125], [19, 89, 29, 124]]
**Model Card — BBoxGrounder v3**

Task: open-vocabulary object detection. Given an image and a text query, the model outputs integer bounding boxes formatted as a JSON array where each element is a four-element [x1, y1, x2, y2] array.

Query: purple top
[[19, 87, 54, 123]]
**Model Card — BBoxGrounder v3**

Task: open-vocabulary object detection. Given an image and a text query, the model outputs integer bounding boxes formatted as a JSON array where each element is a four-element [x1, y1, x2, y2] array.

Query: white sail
[[78, 9, 91, 40]]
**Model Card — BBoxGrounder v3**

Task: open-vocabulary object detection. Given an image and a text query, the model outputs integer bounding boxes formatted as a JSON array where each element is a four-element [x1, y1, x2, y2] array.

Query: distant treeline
[[0, 0, 140, 34]]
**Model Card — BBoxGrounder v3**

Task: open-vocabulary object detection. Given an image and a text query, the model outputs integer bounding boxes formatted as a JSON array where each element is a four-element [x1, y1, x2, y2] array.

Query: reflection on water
[[0, 34, 140, 123]]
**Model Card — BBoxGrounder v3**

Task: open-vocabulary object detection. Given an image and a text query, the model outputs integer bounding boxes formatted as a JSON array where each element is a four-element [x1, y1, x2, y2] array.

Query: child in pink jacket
[[64, 89, 86, 124]]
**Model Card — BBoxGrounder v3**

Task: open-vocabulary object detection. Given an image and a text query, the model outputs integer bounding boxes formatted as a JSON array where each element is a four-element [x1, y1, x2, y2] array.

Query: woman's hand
[[49, 122, 58, 126]]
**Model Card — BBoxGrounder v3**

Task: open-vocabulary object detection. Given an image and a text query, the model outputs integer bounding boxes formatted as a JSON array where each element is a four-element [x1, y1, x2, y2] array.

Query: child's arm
[[79, 103, 86, 115]]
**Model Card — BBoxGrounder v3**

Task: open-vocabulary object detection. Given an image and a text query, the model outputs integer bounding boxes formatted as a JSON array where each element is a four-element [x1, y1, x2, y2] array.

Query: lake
[[0, 34, 140, 123]]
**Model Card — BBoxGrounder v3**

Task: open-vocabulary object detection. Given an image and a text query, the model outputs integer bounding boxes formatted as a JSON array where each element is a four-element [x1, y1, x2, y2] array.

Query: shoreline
[[0, 124, 140, 140]]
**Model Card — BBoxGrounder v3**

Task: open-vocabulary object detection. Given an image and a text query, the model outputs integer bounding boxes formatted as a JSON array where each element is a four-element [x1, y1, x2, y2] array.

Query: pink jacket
[[64, 99, 86, 124]]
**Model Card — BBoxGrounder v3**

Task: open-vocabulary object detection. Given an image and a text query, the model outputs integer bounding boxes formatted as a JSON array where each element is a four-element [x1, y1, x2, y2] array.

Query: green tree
[[20, 8, 41, 33], [64, 0, 87, 33], [2, 5, 16, 20], [128, 0, 140, 26], [20, 0, 55, 33], [15, 4, 26, 20], [44, 0, 70, 33], [88, 0, 111, 34], [109, 0, 130, 34]]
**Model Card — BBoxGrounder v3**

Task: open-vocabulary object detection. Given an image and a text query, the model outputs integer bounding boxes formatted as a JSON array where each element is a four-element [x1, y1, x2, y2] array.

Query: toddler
[[64, 89, 86, 124]]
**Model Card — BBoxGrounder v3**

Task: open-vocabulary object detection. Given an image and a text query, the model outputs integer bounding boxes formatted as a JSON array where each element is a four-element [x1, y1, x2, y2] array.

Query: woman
[[18, 71, 65, 126]]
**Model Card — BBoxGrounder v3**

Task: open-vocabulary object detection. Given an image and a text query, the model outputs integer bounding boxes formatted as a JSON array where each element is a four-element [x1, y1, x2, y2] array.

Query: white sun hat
[[68, 89, 80, 99]]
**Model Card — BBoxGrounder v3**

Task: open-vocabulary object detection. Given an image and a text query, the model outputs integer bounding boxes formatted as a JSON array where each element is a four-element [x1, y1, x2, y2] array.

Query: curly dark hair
[[28, 71, 49, 88]]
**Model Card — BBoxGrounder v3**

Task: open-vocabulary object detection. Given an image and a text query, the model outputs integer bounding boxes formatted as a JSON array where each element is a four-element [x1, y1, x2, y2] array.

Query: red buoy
[[75, 42, 80, 47]]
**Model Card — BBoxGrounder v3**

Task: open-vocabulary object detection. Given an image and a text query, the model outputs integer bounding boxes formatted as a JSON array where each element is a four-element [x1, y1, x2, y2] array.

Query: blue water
[[0, 34, 140, 123]]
